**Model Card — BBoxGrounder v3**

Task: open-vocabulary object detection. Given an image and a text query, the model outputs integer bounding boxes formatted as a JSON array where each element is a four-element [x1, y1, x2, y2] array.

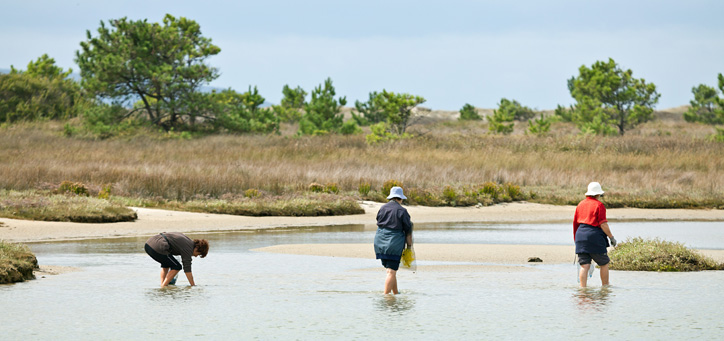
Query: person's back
[[573, 182, 616, 287], [373, 187, 413, 294]]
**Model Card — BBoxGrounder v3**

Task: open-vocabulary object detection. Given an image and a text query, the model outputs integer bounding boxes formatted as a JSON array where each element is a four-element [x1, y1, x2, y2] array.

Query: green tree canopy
[[272, 84, 306, 123], [458, 103, 481, 121], [298, 78, 348, 135], [353, 91, 386, 126], [11, 54, 73, 79], [1, 55, 82, 123], [211, 86, 279, 134], [75, 14, 221, 130], [376, 90, 425, 135], [487, 98, 516, 134], [281, 85, 307, 109], [683, 76, 724, 125], [568, 58, 660, 135]]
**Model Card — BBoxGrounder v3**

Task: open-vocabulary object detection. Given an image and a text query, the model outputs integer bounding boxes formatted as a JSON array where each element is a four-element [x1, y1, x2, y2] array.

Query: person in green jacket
[[374, 187, 413, 294]]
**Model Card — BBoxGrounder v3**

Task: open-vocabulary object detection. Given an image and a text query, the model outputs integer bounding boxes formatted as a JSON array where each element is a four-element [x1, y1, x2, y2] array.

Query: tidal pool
[[1, 221, 723, 339]]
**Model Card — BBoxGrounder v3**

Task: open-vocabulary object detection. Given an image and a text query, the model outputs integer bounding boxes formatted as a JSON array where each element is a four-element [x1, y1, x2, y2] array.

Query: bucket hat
[[585, 182, 605, 196], [387, 186, 407, 200]]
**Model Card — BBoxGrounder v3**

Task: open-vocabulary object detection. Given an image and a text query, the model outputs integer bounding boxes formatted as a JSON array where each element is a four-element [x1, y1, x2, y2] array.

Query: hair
[[194, 239, 209, 258]]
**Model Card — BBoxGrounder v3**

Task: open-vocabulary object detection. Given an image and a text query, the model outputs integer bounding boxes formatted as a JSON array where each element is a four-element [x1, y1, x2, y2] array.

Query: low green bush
[[244, 189, 261, 198], [308, 183, 325, 193], [358, 182, 371, 196], [381, 179, 403, 196], [57, 181, 89, 196], [609, 237, 724, 271]]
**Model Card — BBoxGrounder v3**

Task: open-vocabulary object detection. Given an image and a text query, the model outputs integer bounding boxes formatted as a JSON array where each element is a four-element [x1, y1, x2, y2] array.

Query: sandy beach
[[2, 201, 724, 243], [2, 201, 724, 266]]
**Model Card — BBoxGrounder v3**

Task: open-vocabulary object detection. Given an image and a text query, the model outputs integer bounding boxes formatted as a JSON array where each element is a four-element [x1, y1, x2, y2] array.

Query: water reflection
[[145, 286, 207, 302], [573, 286, 612, 312], [374, 294, 416, 314]]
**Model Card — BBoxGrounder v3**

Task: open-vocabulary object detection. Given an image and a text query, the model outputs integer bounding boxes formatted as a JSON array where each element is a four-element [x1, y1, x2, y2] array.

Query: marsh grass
[[117, 193, 364, 216], [0, 190, 137, 223], [0, 241, 38, 284], [1, 119, 722, 212], [609, 237, 724, 271]]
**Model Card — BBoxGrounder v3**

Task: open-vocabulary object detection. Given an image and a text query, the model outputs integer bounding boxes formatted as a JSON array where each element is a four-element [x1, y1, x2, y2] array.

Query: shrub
[[442, 185, 457, 203], [365, 122, 413, 144], [527, 114, 551, 135], [609, 237, 724, 271], [479, 182, 500, 200], [405, 188, 445, 206], [244, 188, 261, 198], [709, 127, 724, 142], [308, 183, 325, 193], [352, 91, 385, 126], [0, 57, 83, 124], [458, 103, 482, 121], [339, 120, 362, 135], [298, 78, 347, 135], [57, 181, 89, 196], [81, 103, 131, 139], [381, 180, 404, 197], [358, 182, 371, 196], [504, 183, 524, 200], [98, 184, 112, 199], [324, 182, 340, 194]]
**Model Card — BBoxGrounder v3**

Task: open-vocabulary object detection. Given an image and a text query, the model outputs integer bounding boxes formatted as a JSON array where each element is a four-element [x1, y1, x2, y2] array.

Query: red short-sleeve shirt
[[573, 197, 608, 240]]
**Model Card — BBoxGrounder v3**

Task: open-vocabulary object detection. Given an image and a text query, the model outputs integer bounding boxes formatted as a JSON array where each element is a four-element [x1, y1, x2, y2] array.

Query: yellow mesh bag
[[401, 247, 417, 272]]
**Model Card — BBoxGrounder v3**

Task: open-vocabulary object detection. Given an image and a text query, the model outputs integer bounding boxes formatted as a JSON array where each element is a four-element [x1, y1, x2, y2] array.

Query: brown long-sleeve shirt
[[146, 232, 195, 273]]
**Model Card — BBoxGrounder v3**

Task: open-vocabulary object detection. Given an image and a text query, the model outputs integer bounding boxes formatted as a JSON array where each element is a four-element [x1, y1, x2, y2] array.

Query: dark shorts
[[145, 244, 182, 271], [381, 259, 400, 271], [577, 253, 610, 266]]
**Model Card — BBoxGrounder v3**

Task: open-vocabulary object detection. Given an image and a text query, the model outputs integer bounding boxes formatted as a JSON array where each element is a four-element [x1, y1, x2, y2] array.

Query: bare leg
[[160, 268, 169, 285], [161, 269, 180, 288], [384, 269, 399, 295], [579, 264, 590, 288], [600, 264, 610, 286]]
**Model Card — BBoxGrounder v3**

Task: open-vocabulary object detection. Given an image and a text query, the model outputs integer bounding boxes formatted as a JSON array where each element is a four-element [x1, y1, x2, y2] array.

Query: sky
[[1, 0, 723, 110]]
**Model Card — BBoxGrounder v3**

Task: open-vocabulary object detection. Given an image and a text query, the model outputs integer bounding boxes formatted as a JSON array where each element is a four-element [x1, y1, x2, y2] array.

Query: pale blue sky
[[2, 0, 723, 110]]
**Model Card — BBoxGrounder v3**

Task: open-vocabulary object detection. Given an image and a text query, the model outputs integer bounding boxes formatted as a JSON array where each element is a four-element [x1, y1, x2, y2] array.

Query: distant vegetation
[[610, 237, 724, 271], [0, 241, 37, 284], [0, 189, 137, 223], [2, 13, 724, 220]]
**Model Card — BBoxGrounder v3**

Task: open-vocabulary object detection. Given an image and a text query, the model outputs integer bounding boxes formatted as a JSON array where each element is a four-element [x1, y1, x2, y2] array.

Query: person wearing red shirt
[[573, 182, 617, 287]]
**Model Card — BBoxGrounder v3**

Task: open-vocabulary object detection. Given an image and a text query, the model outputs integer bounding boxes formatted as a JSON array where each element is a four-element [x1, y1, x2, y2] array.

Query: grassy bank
[[0, 240, 38, 284], [120, 193, 365, 216], [609, 237, 724, 271], [0, 190, 137, 222], [1, 119, 723, 213]]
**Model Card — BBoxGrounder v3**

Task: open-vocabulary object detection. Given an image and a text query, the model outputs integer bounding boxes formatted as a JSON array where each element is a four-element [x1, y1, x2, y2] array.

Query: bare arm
[[600, 222, 613, 238], [406, 233, 413, 248], [185, 272, 195, 286]]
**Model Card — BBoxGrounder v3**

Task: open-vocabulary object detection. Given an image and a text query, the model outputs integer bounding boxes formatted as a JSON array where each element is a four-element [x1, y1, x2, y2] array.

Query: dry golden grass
[[1, 119, 723, 208]]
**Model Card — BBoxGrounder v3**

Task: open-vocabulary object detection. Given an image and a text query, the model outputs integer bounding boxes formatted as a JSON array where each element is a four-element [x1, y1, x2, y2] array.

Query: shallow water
[[2, 221, 723, 339]]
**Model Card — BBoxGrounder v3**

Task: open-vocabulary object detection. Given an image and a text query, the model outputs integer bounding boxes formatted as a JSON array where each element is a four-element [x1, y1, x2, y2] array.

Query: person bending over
[[144, 232, 209, 288]]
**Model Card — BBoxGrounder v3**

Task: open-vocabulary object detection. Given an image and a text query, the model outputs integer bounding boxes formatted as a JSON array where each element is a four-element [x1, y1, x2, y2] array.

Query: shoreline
[[1, 201, 723, 243], [252, 243, 724, 265]]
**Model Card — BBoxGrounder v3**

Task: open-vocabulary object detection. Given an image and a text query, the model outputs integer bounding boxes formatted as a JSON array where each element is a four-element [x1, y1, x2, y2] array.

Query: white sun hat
[[387, 186, 407, 200], [585, 182, 605, 196]]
